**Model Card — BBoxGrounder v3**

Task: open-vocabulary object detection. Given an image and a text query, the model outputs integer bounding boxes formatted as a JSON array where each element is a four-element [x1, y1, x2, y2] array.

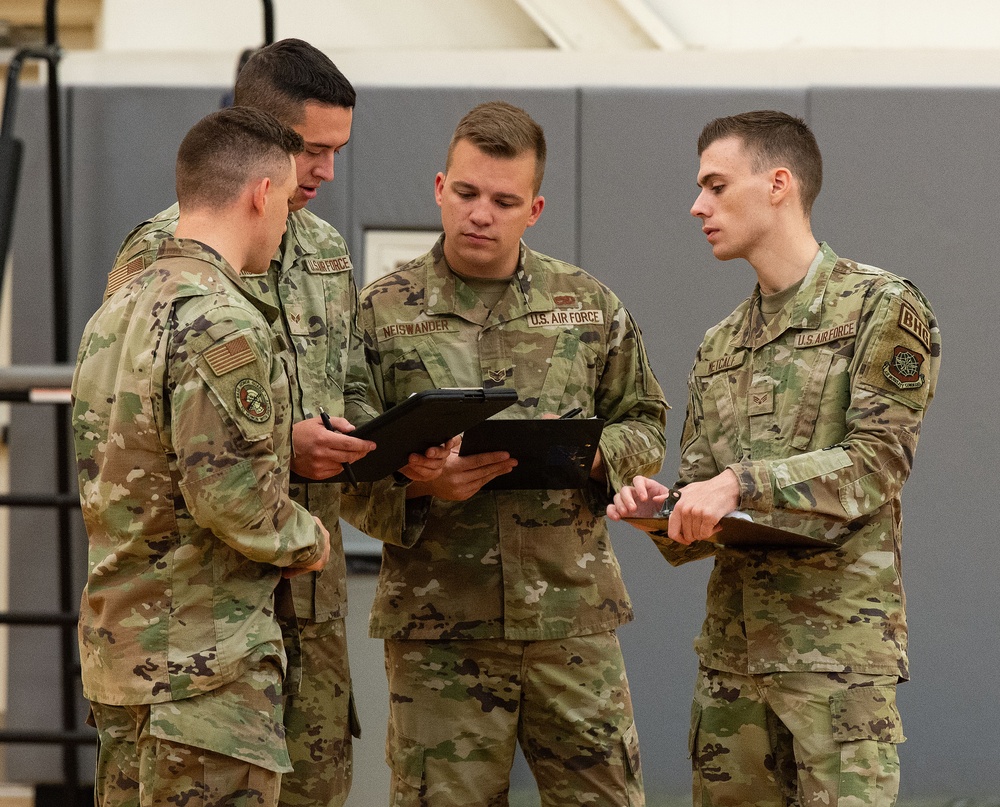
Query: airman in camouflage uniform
[[105, 40, 440, 807], [357, 102, 667, 807], [610, 111, 941, 807], [73, 107, 329, 807]]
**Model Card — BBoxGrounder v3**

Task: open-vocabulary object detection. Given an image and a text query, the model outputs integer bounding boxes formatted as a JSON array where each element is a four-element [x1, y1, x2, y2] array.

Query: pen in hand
[[558, 407, 583, 420], [318, 406, 359, 488]]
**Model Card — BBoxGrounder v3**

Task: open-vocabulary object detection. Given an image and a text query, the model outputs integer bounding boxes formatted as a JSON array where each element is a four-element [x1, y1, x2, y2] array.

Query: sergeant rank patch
[[883, 345, 925, 390], [235, 378, 271, 422]]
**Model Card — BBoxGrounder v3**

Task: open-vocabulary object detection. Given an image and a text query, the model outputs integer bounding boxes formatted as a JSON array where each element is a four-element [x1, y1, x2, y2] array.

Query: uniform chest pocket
[[788, 348, 835, 450], [535, 330, 600, 414], [381, 339, 461, 401], [695, 371, 742, 460], [281, 274, 353, 398]]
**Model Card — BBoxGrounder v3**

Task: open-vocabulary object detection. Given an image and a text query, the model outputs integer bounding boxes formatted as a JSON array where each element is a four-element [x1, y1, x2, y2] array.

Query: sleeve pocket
[[830, 684, 905, 744], [688, 700, 703, 758], [622, 719, 642, 777], [385, 723, 426, 790]]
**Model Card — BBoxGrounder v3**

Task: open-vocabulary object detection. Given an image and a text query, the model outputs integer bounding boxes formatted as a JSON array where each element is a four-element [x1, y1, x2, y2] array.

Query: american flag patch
[[204, 335, 256, 376], [105, 255, 147, 298]]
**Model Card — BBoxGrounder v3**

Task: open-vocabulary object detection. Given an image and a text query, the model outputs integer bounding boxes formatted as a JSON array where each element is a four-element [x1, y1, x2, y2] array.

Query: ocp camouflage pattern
[[111, 204, 380, 623], [360, 237, 668, 642], [74, 238, 324, 707], [111, 205, 378, 805], [653, 243, 941, 679]]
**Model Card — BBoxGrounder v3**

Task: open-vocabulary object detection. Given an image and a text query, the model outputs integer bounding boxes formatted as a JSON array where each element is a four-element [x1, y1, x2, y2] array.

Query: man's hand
[[607, 475, 673, 525], [666, 469, 740, 545], [283, 515, 331, 578], [406, 440, 516, 501], [290, 416, 376, 480], [397, 436, 461, 483]]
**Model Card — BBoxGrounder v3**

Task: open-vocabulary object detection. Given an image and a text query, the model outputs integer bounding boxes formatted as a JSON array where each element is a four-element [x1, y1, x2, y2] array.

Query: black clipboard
[[459, 417, 605, 490], [621, 491, 836, 550], [298, 387, 517, 483]]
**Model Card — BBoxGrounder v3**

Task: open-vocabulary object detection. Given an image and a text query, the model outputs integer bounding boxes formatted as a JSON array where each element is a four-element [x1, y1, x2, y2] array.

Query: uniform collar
[[155, 237, 280, 324], [734, 242, 838, 348], [424, 236, 553, 325]]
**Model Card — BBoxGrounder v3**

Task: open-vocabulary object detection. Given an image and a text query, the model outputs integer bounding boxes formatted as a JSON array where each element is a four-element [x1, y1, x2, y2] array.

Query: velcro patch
[[204, 335, 256, 376], [380, 320, 456, 339], [882, 345, 925, 390], [307, 256, 353, 274], [106, 255, 148, 297], [526, 309, 605, 327], [794, 321, 857, 348], [235, 378, 271, 422], [695, 352, 746, 377], [748, 385, 774, 416], [898, 302, 932, 350]]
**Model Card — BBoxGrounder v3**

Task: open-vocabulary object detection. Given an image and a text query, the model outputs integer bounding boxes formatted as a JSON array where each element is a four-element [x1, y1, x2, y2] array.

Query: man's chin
[[290, 187, 317, 212]]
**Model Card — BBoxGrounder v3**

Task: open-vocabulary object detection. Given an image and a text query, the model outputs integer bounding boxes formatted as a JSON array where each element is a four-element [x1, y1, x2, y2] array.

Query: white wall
[[62, 0, 1000, 88]]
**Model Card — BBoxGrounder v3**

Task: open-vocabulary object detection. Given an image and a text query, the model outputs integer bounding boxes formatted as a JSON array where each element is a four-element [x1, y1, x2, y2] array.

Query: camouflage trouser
[[279, 616, 358, 807], [383, 632, 644, 807], [690, 666, 904, 807], [89, 661, 287, 807]]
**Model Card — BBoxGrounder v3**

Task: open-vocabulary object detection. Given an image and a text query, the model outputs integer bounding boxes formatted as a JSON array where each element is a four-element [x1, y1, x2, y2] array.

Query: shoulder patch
[[204, 335, 256, 376], [897, 302, 932, 350], [882, 345, 926, 390], [106, 255, 148, 298], [235, 378, 271, 423]]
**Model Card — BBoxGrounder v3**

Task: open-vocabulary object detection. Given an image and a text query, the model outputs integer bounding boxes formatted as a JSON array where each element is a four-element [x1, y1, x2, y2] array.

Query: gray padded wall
[[349, 87, 579, 274], [69, 86, 226, 339], [809, 88, 999, 796], [579, 88, 811, 797]]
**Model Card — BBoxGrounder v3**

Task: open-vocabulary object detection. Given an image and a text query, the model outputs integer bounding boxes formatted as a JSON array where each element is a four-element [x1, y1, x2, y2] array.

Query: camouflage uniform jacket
[[110, 205, 381, 623], [74, 238, 325, 705], [655, 243, 941, 680], [360, 237, 667, 641]]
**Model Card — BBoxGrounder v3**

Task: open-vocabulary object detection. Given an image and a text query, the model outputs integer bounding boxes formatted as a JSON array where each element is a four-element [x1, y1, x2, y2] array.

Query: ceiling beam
[[511, 0, 684, 50]]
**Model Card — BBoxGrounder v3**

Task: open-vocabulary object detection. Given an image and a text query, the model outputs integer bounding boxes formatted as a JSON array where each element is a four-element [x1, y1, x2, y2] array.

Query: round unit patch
[[235, 378, 271, 422]]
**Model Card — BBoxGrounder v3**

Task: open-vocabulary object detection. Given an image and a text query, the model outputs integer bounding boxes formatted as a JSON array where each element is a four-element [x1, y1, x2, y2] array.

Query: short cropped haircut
[[233, 38, 356, 126], [698, 110, 823, 214], [446, 101, 547, 195], [176, 106, 304, 210]]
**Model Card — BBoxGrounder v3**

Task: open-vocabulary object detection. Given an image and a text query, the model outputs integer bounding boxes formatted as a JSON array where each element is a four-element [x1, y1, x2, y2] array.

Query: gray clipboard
[[622, 488, 836, 549], [297, 387, 517, 484], [459, 417, 605, 490]]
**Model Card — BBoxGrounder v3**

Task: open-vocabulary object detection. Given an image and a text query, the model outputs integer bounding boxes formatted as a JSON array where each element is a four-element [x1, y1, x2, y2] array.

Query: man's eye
[[711, 185, 725, 194]]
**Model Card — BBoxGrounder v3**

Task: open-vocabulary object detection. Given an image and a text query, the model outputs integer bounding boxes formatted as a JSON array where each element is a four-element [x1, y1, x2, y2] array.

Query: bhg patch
[[882, 345, 925, 390], [235, 378, 271, 422]]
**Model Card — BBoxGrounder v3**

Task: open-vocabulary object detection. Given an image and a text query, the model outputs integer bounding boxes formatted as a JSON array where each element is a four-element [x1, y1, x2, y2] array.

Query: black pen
[[319, 406, 358, 488], [559, 407, 583, 419]]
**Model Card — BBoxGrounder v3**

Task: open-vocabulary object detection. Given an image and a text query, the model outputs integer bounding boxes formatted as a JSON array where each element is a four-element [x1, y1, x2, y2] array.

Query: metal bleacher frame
[[0, 2, 275, 804]]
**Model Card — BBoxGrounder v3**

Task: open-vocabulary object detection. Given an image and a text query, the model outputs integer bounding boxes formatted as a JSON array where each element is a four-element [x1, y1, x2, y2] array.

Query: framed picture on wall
[[363, 228, 441, 287]]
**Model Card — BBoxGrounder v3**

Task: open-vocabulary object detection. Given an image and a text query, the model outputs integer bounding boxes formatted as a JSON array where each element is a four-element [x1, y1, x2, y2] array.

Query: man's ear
[[770, 167, 793, 207], [434, 172, 446, 208], [526, 194, 545, 227], [250, 176, 272, 215]]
